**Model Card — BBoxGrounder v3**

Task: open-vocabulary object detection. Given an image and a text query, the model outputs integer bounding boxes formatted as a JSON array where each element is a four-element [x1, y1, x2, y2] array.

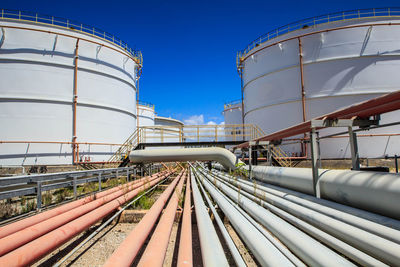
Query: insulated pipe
[[0, 171, 167, 239], [194, 169, 296, 266], [103, 170, 184, 267], [0, 173, 166, 257], [130, 147, 241, 170], [200, 169, 353, 266], [177, 172, 193, 267], [210, 170, 389, 266], [215, 171, 400, 266], [193, 169, 251, 267], [250, 166, 400, 219], [137, 171, 186, 267], [212, 170, 400, 244], [202, 170, 305, 267], [190, 169, 229, 267], [0, 172, 172, 267]]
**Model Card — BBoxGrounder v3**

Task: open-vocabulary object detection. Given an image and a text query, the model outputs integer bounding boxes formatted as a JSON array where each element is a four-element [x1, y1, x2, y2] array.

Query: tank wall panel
[[0, 20, 137, 165]]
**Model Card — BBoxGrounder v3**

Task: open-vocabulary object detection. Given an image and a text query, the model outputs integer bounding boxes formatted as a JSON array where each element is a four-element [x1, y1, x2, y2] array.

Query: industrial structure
[[0, 9, 142, 166], [235, 7, 400, 158], [0, 7, 400, 267]]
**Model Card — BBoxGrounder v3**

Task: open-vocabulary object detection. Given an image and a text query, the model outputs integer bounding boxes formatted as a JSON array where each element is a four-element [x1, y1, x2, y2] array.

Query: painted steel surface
[[0, 20, 138, 165], [137, 103, 155, 127], [241, 16, 400, 158]]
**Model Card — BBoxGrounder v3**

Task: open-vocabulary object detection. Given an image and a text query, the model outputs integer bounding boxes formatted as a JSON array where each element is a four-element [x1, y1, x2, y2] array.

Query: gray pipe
[[212, 169, 400, 265], [210, 170, 389, 266], [130, 147, 241, 170], [212, 170, 400, 244], [199, 169, 305, 267], [192, 170, 246, 267], [250, 166, 400, 219], [198, 169, 353, 266], [190, 169, 229, 267], [193, 168, 296, 266]]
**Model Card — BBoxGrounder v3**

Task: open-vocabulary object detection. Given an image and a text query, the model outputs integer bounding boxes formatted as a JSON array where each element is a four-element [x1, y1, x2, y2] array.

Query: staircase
[[108, 128, 143, 165]]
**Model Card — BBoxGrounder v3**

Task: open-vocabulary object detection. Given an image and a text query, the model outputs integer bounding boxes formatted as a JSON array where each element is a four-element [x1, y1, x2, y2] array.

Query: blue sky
[[3, 0, 399, 124]]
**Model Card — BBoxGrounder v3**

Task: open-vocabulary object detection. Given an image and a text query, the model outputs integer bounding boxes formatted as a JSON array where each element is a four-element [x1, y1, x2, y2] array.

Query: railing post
[[215, 126, 218, 142], [395, 154, 399, 173], [73, 177, 77, 199], [35, 13, 37, 23], [98, 173, 102, 191], [19, 11, 21, 20], [52, 16, 54, 25], [197, 126, 199, 142], [36, 181, 42, 211], [126, 168, 130, 182]]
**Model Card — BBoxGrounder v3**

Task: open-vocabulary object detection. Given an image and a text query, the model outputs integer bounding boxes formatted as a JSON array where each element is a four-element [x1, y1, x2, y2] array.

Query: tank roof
[[155, 116, 184, 125], [0, 8, 142, 65], [238, 7, 400, 60]]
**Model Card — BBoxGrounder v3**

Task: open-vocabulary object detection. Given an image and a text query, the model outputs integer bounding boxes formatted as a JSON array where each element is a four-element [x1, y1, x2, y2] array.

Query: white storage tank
[[238, 8, 400, 158], [154, 116, 184, 144], [223, 100, 243, 125], [0, 10, 142, 165], [137, 102, 155, 127]]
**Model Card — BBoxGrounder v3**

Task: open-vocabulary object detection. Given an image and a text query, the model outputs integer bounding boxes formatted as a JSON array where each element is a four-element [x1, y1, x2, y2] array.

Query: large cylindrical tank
[[153, 116, 184, 144], [0, 11, 141, 165], [239, 8, 400, 158], [223, 100, 243, 125], [137, 102, 155, 127]]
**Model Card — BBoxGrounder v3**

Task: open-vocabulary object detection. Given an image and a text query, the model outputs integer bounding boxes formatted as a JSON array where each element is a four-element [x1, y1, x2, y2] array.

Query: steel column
[[310, 128, 320, 198], [348, 127, 360, 170]]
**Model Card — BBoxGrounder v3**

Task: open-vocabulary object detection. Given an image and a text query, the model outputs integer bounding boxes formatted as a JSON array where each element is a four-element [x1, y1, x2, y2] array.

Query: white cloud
[[207, 121, 217, 125], [184, 114, 204, 125], [220, 121, 225, 125]]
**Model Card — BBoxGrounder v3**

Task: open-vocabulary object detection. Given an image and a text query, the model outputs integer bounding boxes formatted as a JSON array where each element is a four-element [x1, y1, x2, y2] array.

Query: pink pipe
[[137, 171, 186, 267], [0, 171, 166, 239], [0, 172, 170, 256], [0, 171, 174, 267], [103, 170, 185, 267], [177, 172, 193, 266]]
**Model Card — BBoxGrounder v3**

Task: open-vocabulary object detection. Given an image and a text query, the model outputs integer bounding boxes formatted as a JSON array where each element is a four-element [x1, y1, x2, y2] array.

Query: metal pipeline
[[212, 170, 400, 243], [190, 169, 229, 267], [0, 171, 167, 239], [137, 171, 186, 267], [249, 166, 400, 219], [0, 171, 173, 266], [198, 168, 353, 266], [210, 170, 392, 266], [177, 171, 193, 267], [130, 147, 242, 170], [194, 168, 294, 266], [0, 172, 167, 257], [103, 170, 184, 267]]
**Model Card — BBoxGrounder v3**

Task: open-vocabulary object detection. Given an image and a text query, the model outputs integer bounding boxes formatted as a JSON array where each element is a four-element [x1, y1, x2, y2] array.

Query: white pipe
[[250, 166, 400, 219], [198, 169, 354, 266], [211, 170, 392, 266], [130, 147, 241, 170], [190, 169, 229, 267], [212, 170, 400, 243], [193, 169, 296, 266]]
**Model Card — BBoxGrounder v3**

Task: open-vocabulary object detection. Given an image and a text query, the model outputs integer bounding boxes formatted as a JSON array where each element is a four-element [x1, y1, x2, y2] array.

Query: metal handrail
[[0, 166, 135, 202], [137, 100, 155, 109], [0, 8, 142, 65], [238, 7, 400, 61], [224, 100, 242, 109]]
